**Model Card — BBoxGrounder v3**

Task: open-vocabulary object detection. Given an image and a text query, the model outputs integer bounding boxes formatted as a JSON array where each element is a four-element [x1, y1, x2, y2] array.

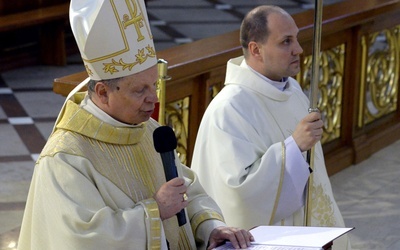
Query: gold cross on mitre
[[70, 0, 157, 80], [122, 0, 153, 42]]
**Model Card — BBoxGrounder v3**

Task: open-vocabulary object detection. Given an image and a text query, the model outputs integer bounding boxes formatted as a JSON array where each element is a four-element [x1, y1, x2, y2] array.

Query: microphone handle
[[160, 153, 178, 180], [176, 209, 186, 227], [160, 152, 187, 226]]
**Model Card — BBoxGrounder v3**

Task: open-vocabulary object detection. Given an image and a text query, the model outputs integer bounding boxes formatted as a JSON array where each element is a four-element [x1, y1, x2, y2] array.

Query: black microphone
[[153, 126, 187, 226]]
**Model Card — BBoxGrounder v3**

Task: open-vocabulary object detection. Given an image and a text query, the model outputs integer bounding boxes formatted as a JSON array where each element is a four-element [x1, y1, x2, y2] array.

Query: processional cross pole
[[304, 0, 323, 227]]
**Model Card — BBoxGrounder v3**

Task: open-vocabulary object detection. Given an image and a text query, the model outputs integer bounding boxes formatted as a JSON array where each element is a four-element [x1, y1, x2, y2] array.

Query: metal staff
[[157, 59, 171, 125], [304, 0, 323, 227]]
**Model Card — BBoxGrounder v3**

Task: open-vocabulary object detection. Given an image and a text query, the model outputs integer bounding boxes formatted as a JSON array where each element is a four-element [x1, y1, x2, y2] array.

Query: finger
[[234, 230, 251, 249], [309, 120, 323, 133], [240, 229, 254, 247], [177, 184, 188, 194], [314, 117, 323, 126], [224, 229, 247, 249], [307, 111, 321, 122], [181, 200, 189, 208], [169, 177, 185, 186], [206, 241, 217, 250]]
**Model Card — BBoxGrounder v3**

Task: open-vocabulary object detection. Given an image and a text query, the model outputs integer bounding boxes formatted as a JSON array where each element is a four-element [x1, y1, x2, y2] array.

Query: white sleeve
[[274, 136, 310, 220]]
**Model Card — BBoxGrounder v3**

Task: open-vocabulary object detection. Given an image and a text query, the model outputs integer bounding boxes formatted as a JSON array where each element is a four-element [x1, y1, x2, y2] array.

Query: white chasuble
[[191, 56, 351, 250], [18, 92, 225, 250]]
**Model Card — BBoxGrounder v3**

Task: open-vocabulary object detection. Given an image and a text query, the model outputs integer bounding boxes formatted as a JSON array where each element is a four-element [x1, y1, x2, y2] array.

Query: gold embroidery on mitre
[[101, 0, 155, 75], [122, 0, 153, 41], [81, 0, 156, 78], [103, 45, 156, 74], [311, 183, 336, 226], [85, 65, 94, 76]]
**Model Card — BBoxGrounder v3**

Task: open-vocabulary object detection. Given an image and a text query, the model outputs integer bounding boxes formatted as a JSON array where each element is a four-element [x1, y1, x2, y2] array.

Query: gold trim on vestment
[[190, 209, 224, 237], [177, 227, 191, 250], [311, 183, 336, 226], [50, 100, 164, 200], [47, 95, 202, 249], [140, 199, 162, 249], [269, 141, 286, 225], [56, 99, 146, 145]]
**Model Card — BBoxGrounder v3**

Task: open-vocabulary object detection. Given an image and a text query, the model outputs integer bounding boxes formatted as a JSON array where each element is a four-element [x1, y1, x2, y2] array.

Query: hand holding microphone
[[153, 178, 188, 222], [153, 126, 187, 226]]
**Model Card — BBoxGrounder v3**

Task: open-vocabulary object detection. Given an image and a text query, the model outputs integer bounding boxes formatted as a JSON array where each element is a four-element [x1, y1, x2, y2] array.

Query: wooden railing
[[0, 1, 70, 67], [53, 0, 400, 175]]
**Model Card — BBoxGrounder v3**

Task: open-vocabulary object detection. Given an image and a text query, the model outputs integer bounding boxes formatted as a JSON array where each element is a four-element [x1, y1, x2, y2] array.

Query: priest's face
[[257, 12, 303, 81], [103, 65, 159, 125]]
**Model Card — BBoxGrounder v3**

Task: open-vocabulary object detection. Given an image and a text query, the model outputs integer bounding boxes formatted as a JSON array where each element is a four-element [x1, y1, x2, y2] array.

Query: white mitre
[[69, 0, 157, 80]]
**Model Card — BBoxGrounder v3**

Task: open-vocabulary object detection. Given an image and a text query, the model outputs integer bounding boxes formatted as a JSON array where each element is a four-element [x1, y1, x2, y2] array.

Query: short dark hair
[[87, 77, 122, 97], [240, 6, 284, 55]]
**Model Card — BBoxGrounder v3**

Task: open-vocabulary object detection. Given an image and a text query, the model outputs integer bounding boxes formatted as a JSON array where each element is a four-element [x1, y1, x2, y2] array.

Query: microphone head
[[153, 126, 177, 153]]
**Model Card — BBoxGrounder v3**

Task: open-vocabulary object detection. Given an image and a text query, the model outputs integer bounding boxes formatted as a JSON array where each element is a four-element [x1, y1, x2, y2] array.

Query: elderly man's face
[[105, 65, 159, 125], [258, 12, 303, 81]]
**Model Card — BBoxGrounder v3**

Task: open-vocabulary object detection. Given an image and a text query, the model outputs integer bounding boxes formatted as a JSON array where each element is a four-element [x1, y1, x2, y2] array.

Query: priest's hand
[[207, 226, 254, 249], [153, 177, 188, 220], [292, 112, 323, 152]]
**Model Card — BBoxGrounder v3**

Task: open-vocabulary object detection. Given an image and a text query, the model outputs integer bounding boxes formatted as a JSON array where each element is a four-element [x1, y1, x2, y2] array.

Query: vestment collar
[[225, 56, 295, 101], [54, 92, 146, 145]]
